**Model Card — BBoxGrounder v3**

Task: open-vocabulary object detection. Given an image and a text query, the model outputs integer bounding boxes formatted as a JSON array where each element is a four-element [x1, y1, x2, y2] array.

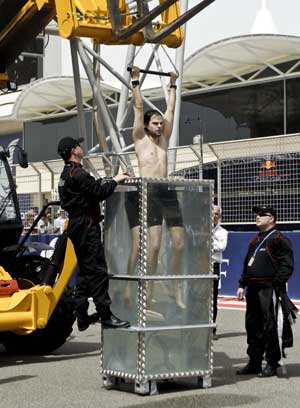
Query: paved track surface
[[218, 296, 300, 311], [0, 308, 299, 408]]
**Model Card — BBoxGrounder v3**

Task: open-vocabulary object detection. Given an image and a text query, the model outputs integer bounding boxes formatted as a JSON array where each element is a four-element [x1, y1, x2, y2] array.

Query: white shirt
[[54, 216, 66, 234], [37, 219, 47, 234], [212, 223, 228, 263]]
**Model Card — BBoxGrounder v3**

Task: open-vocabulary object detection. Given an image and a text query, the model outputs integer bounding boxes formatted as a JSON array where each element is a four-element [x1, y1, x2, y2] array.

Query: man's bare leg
[[124, 226, 140, 308], [169, 226, 185, 308], [147, 225, 162, 306]]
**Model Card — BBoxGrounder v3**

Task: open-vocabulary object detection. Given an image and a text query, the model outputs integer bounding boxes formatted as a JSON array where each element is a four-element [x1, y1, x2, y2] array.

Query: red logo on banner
[[259, 160, 278, 177]]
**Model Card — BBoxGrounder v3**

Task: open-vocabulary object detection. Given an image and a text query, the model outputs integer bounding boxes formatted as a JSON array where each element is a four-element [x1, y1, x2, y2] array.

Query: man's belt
[[247, 277, 273, 284]]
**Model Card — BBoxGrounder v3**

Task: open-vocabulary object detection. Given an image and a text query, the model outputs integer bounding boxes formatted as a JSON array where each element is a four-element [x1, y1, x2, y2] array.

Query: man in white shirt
[[53, 210, 67, 234], [37, 215, 49, 234], [212, 205, 228, 339]]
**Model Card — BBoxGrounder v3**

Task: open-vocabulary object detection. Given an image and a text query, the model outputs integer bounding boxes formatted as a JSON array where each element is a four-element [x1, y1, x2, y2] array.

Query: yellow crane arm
[[0, 0, 215, 76]]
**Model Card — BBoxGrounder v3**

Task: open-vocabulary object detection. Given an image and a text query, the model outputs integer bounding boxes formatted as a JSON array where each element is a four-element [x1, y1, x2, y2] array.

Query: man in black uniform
[[57, 136, 130, 331], [236, 206, 294, 377]]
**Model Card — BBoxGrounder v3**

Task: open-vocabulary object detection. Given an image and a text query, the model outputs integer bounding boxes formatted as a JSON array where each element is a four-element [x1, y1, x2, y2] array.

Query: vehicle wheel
[[2, 255, 76, 354]]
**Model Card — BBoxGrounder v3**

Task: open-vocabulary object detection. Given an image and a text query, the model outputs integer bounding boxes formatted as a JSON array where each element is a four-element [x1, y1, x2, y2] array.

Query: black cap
[[57, 137, 84, 160], [253, 205, 277, 220]]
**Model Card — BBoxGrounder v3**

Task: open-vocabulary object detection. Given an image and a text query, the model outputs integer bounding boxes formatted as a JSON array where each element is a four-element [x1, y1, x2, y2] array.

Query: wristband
[[131, 80, 140, 88], [170, 84, 177, 89]]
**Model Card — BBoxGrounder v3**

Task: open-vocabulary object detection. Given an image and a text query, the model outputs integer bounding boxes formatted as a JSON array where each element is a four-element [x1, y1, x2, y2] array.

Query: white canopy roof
[[182, 34, 300, 90], [2, 34, 300, 132], [0, 76, 120, 134]]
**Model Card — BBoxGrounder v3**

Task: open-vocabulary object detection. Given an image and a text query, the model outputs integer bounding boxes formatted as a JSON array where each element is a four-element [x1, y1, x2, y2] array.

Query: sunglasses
[[257, 212, 272, 217]]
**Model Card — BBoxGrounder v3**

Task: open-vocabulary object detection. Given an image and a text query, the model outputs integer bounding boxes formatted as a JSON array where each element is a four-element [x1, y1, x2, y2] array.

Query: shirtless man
[[125, 66, 185, 308]]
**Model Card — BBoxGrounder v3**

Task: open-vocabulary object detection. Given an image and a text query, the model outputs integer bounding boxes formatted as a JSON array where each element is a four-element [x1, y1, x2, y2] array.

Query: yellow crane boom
[[0, 0, 215, 75]]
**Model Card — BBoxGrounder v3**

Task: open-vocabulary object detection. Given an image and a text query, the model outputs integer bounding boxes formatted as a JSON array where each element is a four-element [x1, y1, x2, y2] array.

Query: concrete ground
[[0, 308, 299, 408]]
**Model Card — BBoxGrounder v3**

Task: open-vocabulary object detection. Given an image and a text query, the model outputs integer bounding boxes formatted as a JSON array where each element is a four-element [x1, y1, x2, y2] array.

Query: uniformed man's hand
[[237, 287, 244, 300], [113, 173, 130, 184], [130, 66, 140, 81]]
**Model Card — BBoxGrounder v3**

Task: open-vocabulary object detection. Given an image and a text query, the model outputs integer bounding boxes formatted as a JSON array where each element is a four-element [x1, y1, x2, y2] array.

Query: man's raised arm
[[130, 66, 145, 142], [164, 71, 178, 139]]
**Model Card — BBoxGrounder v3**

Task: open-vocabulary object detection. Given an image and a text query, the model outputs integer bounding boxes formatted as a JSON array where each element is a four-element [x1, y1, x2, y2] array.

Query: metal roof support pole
[[93, 43, 109, 153], [70, 39, 108, 178], [83, 41, 129, 150], [30, 163, 42, 212], [93, 44, 112, 176], [190, 135, 204, 180], [116, 44, 136, 141], [153, 46, 169, 102], [42, 161, 54, 191], [168, 0, 188, 175], [77, 39, 131, 173], [42, 161, 57, 219], [70, 38, 88, 145], [283, 78, 287, 134], [216, 159, 221, 207], [70, 38, 99, 178], [207, 143, 221, 206]]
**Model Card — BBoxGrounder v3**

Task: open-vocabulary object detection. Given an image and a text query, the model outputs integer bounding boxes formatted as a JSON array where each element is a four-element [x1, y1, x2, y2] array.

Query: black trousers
[[245, 283, 281, 366], [67, 215, 111, 318], [213, 263, 220, 325]]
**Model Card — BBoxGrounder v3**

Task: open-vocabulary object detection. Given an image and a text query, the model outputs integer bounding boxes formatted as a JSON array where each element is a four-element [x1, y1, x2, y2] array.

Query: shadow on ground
[[0, 340, 101, 367], [125, 393, 259, 408], [215, 331, 246, 339], [0, 375, 37, 385]]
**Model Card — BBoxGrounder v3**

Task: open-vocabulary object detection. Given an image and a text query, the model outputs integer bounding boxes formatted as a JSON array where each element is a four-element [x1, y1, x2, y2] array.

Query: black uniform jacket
[[58, 161, 117, 223], [239, 228, 294, 290]]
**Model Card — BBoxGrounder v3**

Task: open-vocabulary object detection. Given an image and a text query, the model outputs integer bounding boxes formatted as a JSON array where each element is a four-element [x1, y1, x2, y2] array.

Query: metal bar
[[70, 38, 88, 147], [42, 161, 55, 190], [146, 0, 215, 43], [127, 66, 171, 77], [120, 323, 216, 332], [109, 274, 218, 280], [70, 39, 100, 179], [153, 46, 169, 102], [168, 0, 188, 173], [92, 44, 110, 157], [217, 160, 221, 206], [111, 0, 178, 40], [190, 136, 203, 180], [30, 163, 42, 211], [77, 40, 132, 172], [116, 45, 136, 146], [283, 78, 287, 134], [83, 42, 131, 89]]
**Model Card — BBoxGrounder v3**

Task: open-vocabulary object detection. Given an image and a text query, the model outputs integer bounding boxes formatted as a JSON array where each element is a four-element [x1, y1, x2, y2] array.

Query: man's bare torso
[[135, 134, 168, 178]]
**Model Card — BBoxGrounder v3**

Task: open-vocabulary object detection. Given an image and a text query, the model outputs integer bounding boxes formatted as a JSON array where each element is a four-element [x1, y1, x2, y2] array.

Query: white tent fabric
[[12, 76, 93, 119], [183, 34, 300, 89], [207, 133, 300, 162], [0, 76, 120, 134], [139, 34, 300, 100]]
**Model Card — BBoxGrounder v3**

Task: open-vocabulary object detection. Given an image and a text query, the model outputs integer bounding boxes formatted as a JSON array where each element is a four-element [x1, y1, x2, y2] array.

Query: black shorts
[[125, 185, 183, 229]]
